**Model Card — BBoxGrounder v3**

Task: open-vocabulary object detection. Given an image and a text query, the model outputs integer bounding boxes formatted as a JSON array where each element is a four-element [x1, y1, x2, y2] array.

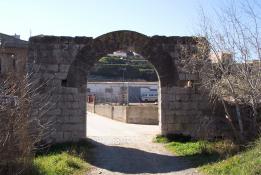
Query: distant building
[[209, 52, 233, 63], [245, 59, 261, 72], [87, 81, 158, 103], [107, 50, 141, 58], [246, 59, 261, 64], [0, 33, 28, 77]]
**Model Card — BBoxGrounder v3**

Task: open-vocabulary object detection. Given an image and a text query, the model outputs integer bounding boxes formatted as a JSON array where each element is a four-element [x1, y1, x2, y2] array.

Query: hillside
[[88, 56, 158, 82]]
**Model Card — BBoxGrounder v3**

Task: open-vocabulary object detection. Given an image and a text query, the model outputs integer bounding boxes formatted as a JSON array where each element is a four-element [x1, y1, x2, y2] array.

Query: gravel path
[[86, 112, 201, 175]]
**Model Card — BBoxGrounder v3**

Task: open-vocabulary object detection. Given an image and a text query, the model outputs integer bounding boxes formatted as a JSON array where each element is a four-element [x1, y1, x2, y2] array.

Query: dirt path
[[86, 112, 201, 175]]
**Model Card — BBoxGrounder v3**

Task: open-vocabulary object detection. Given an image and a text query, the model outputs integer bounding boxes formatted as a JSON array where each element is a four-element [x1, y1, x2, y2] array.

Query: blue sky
[[0, 0, 252, 40]]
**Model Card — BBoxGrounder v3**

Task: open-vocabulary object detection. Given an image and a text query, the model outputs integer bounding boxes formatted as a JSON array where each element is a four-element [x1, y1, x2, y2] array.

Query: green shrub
[[155, 135, 261, 175], [33, 152, 89, 175], [32, 140, 93, 175], [154, 135, 239, 167]]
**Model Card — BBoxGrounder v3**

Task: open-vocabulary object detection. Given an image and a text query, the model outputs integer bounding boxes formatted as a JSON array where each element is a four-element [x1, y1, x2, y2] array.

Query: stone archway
[[28, 30, 210, 142], [66, 31, 178, 88]]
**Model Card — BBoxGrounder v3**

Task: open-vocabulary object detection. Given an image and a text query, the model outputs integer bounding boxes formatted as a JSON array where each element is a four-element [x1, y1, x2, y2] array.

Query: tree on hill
[[89, 56, 158, 81]]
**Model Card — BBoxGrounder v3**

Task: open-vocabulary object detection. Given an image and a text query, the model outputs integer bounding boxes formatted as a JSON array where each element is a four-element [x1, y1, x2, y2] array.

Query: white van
[[140, 92, 158, 102]]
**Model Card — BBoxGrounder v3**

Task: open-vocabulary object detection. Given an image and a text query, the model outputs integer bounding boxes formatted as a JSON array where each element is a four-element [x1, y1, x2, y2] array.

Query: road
[[86, 112, 200, 175]]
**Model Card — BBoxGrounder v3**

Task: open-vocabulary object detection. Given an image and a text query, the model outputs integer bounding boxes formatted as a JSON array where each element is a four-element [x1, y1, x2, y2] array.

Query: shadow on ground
[[86, 138, 218, 174]]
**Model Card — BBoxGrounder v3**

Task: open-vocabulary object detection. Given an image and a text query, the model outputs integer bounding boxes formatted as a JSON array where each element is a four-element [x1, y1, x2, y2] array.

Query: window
[[105, 88, 113, 93], [61, 79, 67, 87], [120, 86, 127, 91]]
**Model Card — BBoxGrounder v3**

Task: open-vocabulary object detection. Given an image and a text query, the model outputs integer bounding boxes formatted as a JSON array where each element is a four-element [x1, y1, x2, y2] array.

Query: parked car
[[140, 92, 158, 102]]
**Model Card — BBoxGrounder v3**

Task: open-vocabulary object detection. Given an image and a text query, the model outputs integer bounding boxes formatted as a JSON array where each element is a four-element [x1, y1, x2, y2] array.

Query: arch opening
[[86, 50, 161, 134]]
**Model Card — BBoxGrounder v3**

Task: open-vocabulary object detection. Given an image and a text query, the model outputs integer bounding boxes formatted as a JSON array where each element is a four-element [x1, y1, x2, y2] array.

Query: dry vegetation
[[185, 0, 261, 142], [0, 73, 54, 175], [169, 1, 261, 174]]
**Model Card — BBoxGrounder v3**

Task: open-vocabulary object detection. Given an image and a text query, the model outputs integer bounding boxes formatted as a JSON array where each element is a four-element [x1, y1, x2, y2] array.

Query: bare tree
[[191, 0, 261, 142], [0, 72, 54, 175]]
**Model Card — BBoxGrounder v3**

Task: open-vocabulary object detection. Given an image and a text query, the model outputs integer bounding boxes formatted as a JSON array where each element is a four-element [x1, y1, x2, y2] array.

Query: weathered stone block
[[167, 116, 175, 123], [178, 73, 186, 80], [63, 131, 72, 140], [62, 87, 78, 94], [42, 73, 54, 79], [71, 102, 80, 109], [185, 73, 199, 80], [48, 108, 61, 115], [70, 116, 85, 123], [174, 110, 192, 117], [59, 64, 70, 72], [55, 72, 67, 79], [46, 64, 59, 72], [173, 102, 182, 110], [181, 102, 193, 110], [51, 131, 63, 142]]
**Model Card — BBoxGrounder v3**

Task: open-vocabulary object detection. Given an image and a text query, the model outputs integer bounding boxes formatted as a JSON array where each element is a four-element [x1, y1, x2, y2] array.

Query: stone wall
[[27, 30, 230, 143], [0, 47, 27, 76], [87, 104, 158, 124], [27, 36, 90, 142], [112, 105, 127, 122], [47, 87, 86, 142], [93, 104, 113, 119], [87, 103, 95, 113], [126, 105, 158, 124], [161, 86, 209, 137]]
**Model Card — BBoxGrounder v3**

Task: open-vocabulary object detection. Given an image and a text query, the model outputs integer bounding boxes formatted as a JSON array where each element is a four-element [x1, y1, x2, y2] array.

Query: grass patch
[[201, 138, 261, 175], [154, 135, 170, 143], [33, 152, 89, 175], [155, 134, 261, 175], [32, 140, 93, 175], [154, 134, 239, 167], [165, 141, 205, 156]]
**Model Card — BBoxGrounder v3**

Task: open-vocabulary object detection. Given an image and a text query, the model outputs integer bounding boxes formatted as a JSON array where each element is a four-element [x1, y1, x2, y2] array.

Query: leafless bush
[[190, 0, 261, 142], [0, 73, 54, 175]]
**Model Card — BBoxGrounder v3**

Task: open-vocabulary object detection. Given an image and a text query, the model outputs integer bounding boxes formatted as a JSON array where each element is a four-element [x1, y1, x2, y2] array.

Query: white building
[[87, 81, 158, 103], [209, 52, 233, 63], [107, 50, 142, 58]]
